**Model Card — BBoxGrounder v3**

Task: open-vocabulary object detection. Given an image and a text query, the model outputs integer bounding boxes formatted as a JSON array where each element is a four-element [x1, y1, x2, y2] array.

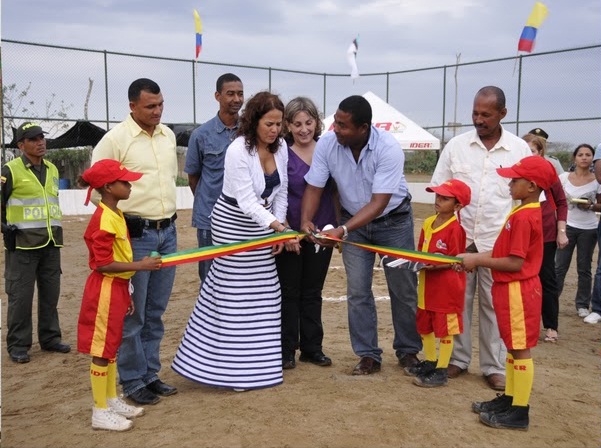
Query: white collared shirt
[[431, 126, 532, 251], [222, 136, 288, 228]]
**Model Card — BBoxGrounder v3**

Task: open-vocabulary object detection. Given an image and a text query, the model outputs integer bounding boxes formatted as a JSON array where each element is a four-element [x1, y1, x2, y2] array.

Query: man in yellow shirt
[[92, 78, 178, 405]]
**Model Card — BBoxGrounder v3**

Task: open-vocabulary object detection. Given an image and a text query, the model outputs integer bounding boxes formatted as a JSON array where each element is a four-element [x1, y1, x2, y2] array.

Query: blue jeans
[[118, 223, 177, 397], [555, 225, 598, 310], [196, 228, 213, 284], [592, 220, 601, 314], [341, 206, 421, 363]]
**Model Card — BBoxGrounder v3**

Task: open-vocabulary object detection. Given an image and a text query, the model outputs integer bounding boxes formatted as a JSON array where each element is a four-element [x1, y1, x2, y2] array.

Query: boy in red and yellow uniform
[[404, 179, 470, 388], [460, 155, 558, 430], [77, 159, 162, 432]]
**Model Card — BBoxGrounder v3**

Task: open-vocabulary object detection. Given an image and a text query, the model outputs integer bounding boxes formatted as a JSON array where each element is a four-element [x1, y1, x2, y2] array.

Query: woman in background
[[555, 144, 601, 319], [522, 134, 567, 343], [172, 92, 298, 391], [276, 97, 337, 370]]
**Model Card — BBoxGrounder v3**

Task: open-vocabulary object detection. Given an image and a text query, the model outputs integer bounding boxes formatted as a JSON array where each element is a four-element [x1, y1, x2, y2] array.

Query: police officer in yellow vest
[[1, 122, 71, 363]]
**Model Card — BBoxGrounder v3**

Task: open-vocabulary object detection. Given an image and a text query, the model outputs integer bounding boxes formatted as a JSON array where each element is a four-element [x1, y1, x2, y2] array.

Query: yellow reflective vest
[[5, 158, 63, 249]]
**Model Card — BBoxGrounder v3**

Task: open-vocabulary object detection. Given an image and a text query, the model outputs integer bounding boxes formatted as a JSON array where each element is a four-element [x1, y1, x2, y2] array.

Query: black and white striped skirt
[[172, 195, 283, 390]]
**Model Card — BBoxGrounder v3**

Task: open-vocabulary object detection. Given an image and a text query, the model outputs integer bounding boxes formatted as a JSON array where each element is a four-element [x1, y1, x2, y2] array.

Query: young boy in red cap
[[405, 179, 471, 388], [460, 155, 558, 430], [77, 159, 162, 432]]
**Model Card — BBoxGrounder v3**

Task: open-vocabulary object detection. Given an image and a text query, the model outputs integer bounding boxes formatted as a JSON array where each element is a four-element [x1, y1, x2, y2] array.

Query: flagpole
[[512, 51, 519, 77], [192, 59, 197, 124]]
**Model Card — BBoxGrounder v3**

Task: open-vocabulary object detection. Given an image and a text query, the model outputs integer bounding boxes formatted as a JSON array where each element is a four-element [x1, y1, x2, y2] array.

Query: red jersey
[[417, 214, 466, 313], [492, 203, 543, 283], [83, 202, 135, 279], [78, 202, 135, 358]]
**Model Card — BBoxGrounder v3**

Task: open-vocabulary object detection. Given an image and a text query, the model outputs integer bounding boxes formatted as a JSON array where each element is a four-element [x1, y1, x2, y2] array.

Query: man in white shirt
[[431, 86, 531, 390]]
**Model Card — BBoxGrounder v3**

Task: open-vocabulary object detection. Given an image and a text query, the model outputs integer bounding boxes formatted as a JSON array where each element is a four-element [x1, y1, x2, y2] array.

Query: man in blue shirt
[[185, 73, 244, 282], [301, 95, 422, 375]]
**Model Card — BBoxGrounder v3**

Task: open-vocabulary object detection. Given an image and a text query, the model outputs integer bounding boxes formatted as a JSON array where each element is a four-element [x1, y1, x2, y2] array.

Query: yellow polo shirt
[[92, 114, 177, 220]]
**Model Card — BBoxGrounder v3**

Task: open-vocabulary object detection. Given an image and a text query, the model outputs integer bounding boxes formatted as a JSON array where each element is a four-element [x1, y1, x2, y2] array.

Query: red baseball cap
[[496, 155, 558, 190], [82, 159, 142, 205], [426, 179, 471, 206]]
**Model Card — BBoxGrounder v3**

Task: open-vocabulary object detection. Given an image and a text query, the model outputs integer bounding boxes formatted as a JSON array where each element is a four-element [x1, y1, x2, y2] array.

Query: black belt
[[372, 196, 411, 224], [142, 213, 177, 230], [222, 194, 270, 209]]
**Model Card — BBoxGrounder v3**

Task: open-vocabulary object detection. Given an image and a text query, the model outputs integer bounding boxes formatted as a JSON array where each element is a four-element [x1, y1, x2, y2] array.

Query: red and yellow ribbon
[[158, 231, 300, 267], [317, 234, 460, 265], [157, 231, 459, 268]]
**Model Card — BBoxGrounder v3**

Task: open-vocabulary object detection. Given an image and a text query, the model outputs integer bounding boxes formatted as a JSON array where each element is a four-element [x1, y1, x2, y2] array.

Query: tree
[[2, 82, 73, 141]]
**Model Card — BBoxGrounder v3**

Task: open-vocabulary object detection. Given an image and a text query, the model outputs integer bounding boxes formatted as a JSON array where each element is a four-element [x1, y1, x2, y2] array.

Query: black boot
[[472, 393, 513, 414], [413, 368, 448, 387], [282, 352, 296, 370], [404, 360, 437, 377], [480, 405, 529, 430]]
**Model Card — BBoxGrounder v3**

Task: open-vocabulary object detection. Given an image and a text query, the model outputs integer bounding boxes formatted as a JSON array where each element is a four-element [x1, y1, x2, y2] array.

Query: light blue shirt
[[305, 126, 409, 217], [185, 113, 239, 229]]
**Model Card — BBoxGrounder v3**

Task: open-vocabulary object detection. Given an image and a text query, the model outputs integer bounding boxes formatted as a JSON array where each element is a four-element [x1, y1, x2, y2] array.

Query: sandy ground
[[2, 205, 600, 448]]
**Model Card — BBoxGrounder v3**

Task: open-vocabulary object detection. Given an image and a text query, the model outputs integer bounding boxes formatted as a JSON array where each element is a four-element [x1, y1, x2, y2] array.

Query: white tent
[[322, 91, 440, 150]]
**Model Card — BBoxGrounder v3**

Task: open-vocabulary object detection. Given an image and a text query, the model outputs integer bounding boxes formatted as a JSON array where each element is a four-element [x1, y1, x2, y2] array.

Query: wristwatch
[[339, 224, 349, 240]]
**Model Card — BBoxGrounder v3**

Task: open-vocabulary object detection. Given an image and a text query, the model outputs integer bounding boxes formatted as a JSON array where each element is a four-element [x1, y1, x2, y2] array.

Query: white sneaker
[[233, 388, 247, 392], [92, 407, 134, 431], [578, 308, 590, 317], [108, 397, 145, 418], [584, 312, 601, 324]]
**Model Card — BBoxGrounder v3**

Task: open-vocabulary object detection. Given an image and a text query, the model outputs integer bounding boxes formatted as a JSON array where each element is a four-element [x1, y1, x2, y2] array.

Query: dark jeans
[[555, 225, 598, 310], [276, 240, 333, 356], [540, 241, 559, 330], [196, 228, 213, 284], [592, 220, 601, 314], [5, 246, 63, 353]]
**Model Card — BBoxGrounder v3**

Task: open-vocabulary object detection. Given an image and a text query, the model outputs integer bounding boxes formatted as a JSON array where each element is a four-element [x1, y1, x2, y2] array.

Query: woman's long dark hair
[[237, 91, 285, 154]]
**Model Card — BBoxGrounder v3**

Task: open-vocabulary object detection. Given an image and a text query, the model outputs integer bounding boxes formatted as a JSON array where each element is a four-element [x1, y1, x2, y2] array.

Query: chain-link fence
[[2, 39, 600, 161]]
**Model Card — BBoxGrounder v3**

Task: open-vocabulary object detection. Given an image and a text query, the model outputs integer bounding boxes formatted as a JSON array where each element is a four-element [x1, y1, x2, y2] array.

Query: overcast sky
[[2, 0, 600, 144], [3, 0, 599, 73]]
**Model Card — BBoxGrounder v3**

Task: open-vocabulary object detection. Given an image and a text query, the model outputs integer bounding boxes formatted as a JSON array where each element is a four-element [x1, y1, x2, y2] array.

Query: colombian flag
[[194, 9, 203, 59], [518, 2, 548, 53]]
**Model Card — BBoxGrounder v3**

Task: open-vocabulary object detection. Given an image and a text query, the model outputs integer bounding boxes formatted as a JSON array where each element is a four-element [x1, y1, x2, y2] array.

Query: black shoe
[[41, 342, 71, 353], [413, 368, 448, 388], [146, 379, 178, 396], [299, 351, 332, 367], [9, 350, 30, 363], [128, 387, 160, 405], [404, 360, 437, 377], [480, 405, 529, 430], [398, 353, 420, 368], [472, 393, 513, 414], [282, 353, 296, 370]]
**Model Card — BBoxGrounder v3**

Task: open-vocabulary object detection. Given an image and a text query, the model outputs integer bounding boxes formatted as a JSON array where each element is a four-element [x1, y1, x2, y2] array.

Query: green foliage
[[404, 150, 439, 174], [552, 151, 572, 171], [176, 176, 189, 187], [45, 147, 92, 184]]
